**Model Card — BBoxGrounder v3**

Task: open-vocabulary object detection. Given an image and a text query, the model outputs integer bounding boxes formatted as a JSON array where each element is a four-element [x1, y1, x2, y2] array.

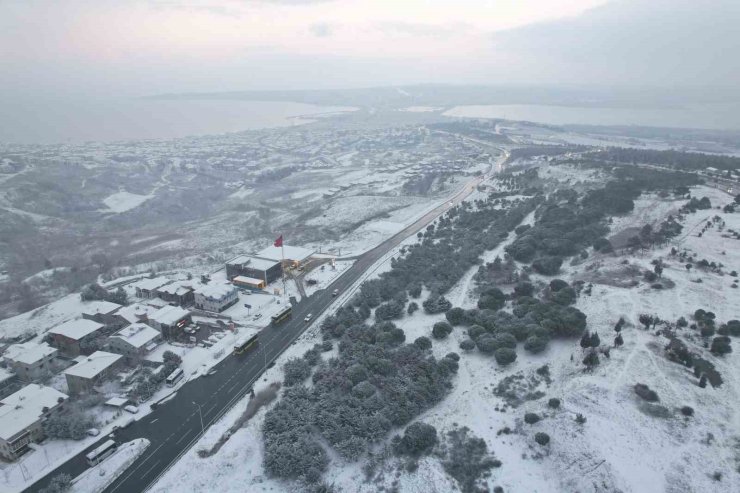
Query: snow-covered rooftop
[[0, 384, 68, 441], [227, 255, 279, 271], [150, 305, 190, 326], [255, 245, 315, 263], [80, 300, 122, 317], [0, 367, 14, 384], [47, 319, 104, 340], [114, 303, 157, 324], [105, 397, 128, 408], [3, 342, 57, 365], [110, 323, 160, 349], [133, 277, 172, 292], [194, 282, 237, 301], [156, 282, 194, 296], [63, 351, 122, 379]]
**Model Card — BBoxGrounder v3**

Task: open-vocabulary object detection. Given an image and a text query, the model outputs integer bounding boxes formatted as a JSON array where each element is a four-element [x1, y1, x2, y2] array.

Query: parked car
[[253, 313, 262, 320], [124, 405, 139, 414], [86, 428, 100, 437], [304, 314, 313, 322]]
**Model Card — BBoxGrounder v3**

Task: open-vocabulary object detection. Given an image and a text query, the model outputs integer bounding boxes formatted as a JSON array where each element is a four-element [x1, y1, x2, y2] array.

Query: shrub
[[162, 350, 182, 366], [459, 339, 476, 351], [439, 427, 497, 493], [414, 336, 432, 350], [446, 307, 466, 326], [303, 348, 321, 366], [39, 473, 72, 493], [547, 398, 561, 409], [43, 412, 97, 441], [524, 335, 548, 354], [524, 412, 541, 424], [478, 287, 506, 311], [532, 256, 563, 276], [407, 302, 419, 315], [321, 340, 333, 352], [432, 321, 453, 339], [393, 422, 438, 457], [575, 413, 587, 424], [494, 332, 517, 349], [476, 334, 497, 353], [423, 294, 452, 314], [494, 347, 517, 366], [513, 282, 535, 297], [634, 383, 659, 402], [283, 358, 312, 386], [680, 406, 694, 417], [710, 336, 732, 355], [375, 300, 405, 321], [534, 432, 550, 446], [467, 324, 486, 340]]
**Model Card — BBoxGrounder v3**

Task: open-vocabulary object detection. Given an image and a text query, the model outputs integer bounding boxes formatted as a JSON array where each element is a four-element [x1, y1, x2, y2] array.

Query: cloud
[[309, 22, 332, 37], [489, 0, 740, 89], [374, 21, 467, 39]]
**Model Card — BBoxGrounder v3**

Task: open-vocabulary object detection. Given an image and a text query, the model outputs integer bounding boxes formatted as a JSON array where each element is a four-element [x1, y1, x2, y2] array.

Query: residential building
[[193, 283, 238, 313], [2, 342, 58, 381], [0, 384, 68, 461], [0, 368, 18, 399], [226, 255, 282, 284], [63, 351, 123, 395], [133, 277, 172, 299], [155, 281, 195, 306], [114, 303, 158, 326], [47, 319, 105, 357], [107, 323, 161, 363], [81, 300, 126, 328], [147, 305, 191, 339]]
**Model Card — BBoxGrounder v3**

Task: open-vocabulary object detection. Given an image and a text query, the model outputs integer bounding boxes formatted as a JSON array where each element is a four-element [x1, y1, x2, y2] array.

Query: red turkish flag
[[274, 235, 283, 247]]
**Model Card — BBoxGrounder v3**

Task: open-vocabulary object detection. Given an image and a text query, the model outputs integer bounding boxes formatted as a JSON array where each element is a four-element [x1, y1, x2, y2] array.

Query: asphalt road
[[24, 171, 487, 493]]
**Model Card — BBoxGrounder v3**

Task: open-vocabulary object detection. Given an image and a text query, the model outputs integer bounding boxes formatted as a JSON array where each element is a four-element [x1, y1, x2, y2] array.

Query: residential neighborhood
[[0, 241, 346, 491]]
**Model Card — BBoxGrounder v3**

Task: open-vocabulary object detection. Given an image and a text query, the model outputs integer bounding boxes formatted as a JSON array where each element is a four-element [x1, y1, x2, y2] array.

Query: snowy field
[[102, 191, 151, 213], [150, 173, 740, 493]]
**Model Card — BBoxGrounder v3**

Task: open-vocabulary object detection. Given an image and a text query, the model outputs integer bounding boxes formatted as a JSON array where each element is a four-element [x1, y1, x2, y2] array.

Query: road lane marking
[[140, 459, 162, 479], [175, 431, 192, 445]]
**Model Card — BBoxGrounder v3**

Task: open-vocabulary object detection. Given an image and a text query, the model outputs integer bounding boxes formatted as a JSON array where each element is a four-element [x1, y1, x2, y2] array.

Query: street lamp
[[192, 401, 204, 434]]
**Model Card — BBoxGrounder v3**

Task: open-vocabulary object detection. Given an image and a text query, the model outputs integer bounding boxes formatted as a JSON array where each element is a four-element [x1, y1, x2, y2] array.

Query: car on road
[[124, 405, 139, 414], [304, 314, 313, 322], [253, 313, 262, 320], [332, 288, 339, 297]]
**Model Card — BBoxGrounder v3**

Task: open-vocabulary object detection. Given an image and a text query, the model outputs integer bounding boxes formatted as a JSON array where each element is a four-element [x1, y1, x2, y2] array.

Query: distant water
[[0, 98, 356, 144], [444, 102, 740, 130]]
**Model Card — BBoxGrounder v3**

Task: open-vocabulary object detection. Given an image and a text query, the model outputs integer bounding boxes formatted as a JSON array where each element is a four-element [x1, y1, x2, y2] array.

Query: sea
[[0, 97, 355, 144]]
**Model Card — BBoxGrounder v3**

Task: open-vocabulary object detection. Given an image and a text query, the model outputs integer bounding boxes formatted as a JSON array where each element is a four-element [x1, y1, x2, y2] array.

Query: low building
[[0, 384, 68, 461], [147, 305, 192, 339], [232, 276, 266, 290], [2, 342, 58, 381], [133, 277, 172, 299], [155, 281, 195, 306], [107, 323, 162, 363], [47, 319, 105, 357], [226, 255, 282, 284], [193, 283, 238, 313], [255, 244, 315, 267], [0, 367, 18, 399], [113, 303, 158, 326], [63, 351, 123, 395], [81, 300, 125, 327]]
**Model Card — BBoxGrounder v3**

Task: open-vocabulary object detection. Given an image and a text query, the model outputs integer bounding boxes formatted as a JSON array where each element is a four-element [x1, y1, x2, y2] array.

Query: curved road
[[25, 151, 501, 493]]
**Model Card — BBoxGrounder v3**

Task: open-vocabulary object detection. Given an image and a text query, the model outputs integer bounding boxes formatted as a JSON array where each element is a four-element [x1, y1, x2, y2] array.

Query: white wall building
[[193, 283, 238, 313], [2, 342, 58, 381], [0, 384, 68, 460]]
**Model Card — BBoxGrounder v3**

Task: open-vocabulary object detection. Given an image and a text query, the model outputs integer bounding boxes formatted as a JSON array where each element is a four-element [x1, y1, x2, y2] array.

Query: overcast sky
[[0, 0, 738, 97]]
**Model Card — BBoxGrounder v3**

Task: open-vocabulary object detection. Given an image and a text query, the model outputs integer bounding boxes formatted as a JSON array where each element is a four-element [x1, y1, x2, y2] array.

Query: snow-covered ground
[[102, 191, 151, 213], [70, 438, 150, 493], [150, 176, 740, 493]]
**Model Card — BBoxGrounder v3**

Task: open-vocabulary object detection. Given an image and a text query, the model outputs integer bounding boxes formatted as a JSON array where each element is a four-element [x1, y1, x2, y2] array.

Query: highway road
[[25, 154, 498, 493]]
